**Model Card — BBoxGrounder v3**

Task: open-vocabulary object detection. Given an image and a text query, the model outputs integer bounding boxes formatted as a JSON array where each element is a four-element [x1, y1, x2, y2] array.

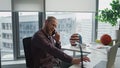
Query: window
[[2, 33, 12, 39], [0, 12, 13, 61], [46, 12, 94, 45], [2, 23, 5, 29], [18, 12, 39, 56], [1, 23, 12, 30], [97, 0, 119, 40], [3, 42, 13, 49]]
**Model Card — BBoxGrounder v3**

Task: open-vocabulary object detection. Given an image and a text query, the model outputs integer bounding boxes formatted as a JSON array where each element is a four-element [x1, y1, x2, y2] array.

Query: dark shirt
[[31, 29, 72, 68]]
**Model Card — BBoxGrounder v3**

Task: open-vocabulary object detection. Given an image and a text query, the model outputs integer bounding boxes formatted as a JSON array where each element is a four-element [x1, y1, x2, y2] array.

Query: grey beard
[[46, 29, 51, 36]]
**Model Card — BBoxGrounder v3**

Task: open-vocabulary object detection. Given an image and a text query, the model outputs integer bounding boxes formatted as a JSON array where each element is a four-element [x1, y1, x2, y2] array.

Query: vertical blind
[[0, 0, 11, 11], [46, 0, 96, 12], [0, 0, 96, 12], [12, 0, 44, 12]]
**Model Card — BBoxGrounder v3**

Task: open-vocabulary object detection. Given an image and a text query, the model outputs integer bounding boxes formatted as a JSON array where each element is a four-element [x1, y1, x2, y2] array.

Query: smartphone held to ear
[[52, 30, 57, 35]]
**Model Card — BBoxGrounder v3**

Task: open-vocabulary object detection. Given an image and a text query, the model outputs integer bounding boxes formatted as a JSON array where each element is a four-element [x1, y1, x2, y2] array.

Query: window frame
[[12, 12, 44, 59]]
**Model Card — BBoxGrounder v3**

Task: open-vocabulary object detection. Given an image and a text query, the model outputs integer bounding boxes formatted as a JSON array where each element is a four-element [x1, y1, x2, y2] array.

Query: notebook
[[93, 42, 120, 68]]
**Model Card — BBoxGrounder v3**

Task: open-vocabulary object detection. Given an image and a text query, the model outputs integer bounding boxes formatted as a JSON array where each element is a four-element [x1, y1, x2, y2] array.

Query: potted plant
[[96, 0, 120, 44], [97, 0, 120, 26]]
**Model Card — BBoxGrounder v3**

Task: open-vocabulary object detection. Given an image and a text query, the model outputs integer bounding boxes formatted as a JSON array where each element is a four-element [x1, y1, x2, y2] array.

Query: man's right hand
[[72, 56, 90, 64], [54, 32, 60, 42]]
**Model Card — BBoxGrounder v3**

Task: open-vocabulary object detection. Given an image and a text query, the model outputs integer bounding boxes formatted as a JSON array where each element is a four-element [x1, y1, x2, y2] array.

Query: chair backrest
[[23, 37, 34, 68]]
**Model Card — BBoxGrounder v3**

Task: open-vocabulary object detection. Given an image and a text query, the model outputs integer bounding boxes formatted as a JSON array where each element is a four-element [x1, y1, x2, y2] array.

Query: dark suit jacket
[[31, 29, 72, 68]]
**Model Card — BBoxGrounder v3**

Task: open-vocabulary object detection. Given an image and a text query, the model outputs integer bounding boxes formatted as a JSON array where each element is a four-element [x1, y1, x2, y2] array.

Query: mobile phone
[[52, 30, 57, 35]]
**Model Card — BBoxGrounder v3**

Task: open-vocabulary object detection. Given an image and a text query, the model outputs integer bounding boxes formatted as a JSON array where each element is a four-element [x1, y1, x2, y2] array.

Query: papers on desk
[[87, 43, 111, 55]]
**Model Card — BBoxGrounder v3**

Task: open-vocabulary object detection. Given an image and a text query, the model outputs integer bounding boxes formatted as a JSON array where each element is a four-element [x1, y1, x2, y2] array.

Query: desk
[[69, 44, 120, 68], [69, 47, 108, 68], [62, 45, 91, 57], [62, 43, 120, 68]]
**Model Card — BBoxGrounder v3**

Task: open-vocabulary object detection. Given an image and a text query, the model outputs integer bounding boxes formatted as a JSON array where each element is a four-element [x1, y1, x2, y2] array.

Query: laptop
[[93, 42, 120, 68]]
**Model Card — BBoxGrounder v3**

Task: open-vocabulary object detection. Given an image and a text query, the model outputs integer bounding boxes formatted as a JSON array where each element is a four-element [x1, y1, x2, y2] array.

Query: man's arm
[[55, 41, 61, 49]]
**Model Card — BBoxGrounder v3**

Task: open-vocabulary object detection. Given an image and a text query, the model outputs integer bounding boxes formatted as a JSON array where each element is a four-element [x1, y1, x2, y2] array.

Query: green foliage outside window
[[96, 0, 120, 26]]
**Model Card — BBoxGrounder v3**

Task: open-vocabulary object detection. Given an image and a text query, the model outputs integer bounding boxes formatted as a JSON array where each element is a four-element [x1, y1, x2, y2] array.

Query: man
[[31, 16, 90, 68]]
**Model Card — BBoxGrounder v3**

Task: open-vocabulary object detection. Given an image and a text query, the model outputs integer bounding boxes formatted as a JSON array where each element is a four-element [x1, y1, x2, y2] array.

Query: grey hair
[[47, 16, 57, 22]]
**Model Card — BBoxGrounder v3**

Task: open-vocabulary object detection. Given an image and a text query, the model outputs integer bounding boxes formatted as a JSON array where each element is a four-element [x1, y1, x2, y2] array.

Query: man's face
[[46, 19, 57, 36]]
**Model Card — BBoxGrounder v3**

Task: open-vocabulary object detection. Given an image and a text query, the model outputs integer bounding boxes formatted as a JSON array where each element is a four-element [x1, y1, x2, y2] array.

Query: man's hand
[[82, 56, 90, 62], [54, 32, 60, 42], [72, 58, 81, 64], [72, 56, 90, 64]]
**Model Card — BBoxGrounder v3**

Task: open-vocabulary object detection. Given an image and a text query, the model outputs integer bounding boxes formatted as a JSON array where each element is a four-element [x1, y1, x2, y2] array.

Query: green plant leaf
[[97, 0, 120, 26]]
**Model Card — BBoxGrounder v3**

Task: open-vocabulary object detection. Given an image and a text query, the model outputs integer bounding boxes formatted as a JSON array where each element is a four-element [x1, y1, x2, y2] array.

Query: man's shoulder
[[34, 30, 46, 38]]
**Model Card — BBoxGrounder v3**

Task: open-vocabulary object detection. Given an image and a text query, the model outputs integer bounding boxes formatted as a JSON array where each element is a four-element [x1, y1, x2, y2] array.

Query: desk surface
[[62, 45, 91, 54], [69, 47, 108, 68], [69, 43, 120, 68]]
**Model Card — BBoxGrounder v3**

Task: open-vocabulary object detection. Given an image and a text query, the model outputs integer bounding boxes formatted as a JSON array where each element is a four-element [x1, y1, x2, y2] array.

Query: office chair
[[23, 37, 34, 68], [23, 37, 61, 68]]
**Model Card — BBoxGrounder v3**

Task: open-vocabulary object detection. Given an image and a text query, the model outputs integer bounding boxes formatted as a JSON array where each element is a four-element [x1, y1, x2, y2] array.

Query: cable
[[75, 42, 84, 68]]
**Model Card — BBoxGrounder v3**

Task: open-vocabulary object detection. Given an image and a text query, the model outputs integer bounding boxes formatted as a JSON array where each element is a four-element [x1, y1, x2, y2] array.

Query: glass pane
[[98, 0, 119, 40], [46, 12, 93, 46], [19, 12, 39, 56], [0, 12, 13, 61]]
